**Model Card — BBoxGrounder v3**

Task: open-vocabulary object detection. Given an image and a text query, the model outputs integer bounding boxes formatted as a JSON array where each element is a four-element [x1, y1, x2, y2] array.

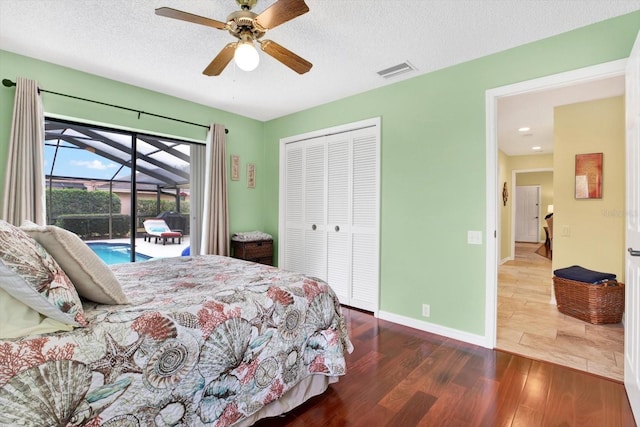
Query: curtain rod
[[2, 78, 228, 134]]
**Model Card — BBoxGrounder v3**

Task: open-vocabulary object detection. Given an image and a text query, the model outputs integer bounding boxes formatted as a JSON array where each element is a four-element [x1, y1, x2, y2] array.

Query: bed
[[0, 221, 353, 426]]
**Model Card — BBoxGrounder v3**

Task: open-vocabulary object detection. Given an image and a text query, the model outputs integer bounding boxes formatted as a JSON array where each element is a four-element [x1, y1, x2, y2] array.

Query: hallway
[[497, 242, 624, 381]]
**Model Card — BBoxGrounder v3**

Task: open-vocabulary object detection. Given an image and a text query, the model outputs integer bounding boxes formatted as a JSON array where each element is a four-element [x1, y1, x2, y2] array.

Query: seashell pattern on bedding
[[0, 255, 353, 426]]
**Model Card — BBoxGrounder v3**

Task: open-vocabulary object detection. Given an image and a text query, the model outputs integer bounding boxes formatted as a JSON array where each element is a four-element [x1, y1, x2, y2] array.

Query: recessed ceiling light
[[518, 127, 531, 132], [532, 146, 542, 151]]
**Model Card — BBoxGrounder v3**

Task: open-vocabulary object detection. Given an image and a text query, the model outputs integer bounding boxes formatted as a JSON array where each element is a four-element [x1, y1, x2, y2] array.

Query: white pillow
[[0, 288, 73, 338], [0, 220, 86, 326], [21, 223, 129, 305]]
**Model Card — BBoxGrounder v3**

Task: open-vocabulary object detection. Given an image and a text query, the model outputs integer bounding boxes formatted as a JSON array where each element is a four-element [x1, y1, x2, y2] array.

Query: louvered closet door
[[303, 138, 327, 280], [326, 133, 351, 303], [350, 127, 379, 311], [280, 117, 380, 312], [283, 142, 305, 273]]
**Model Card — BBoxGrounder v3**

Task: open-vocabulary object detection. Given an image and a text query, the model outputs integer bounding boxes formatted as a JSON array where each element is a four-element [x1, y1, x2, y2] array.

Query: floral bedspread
[[0, 255, 353, 426]]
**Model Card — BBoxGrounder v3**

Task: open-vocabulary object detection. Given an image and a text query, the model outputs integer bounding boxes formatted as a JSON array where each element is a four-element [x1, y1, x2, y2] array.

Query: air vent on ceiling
[[377, 61, 416, 79]]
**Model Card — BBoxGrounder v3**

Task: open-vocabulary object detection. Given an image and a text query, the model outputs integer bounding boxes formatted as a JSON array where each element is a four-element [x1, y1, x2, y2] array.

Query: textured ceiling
[[1, 0, 638, 124]]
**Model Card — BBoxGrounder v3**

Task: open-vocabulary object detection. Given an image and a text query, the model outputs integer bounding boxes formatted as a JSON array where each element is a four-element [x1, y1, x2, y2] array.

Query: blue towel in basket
[[553, 265, 616, 284]]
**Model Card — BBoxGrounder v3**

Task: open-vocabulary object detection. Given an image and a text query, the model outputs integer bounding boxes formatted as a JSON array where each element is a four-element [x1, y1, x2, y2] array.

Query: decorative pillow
[[0, 288, 73, 338], [21, 223, 129, 305], [0, 220, 86, 326]]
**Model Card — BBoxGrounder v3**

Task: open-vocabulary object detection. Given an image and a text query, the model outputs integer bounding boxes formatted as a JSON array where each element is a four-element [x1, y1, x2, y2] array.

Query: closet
[[278, 118, 380, 312]]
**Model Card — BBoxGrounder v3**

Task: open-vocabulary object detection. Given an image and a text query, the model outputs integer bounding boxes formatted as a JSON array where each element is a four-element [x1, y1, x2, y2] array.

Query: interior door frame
[[484, 59, 626, 348]]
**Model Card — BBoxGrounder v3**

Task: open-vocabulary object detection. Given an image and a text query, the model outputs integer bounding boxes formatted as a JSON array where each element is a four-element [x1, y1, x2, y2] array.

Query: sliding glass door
[[43, 118, 198, 262]]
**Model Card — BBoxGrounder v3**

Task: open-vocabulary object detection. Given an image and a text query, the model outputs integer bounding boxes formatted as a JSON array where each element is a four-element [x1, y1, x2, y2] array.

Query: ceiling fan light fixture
[[234, 40, 260, 71], [156, 0, 312, 76]]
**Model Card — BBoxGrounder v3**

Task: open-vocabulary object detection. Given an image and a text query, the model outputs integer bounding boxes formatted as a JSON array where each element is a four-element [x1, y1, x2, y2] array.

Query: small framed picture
[[575, 153, 603, 199], [230, 155, 240, 181], [247, 163, 256, 189]]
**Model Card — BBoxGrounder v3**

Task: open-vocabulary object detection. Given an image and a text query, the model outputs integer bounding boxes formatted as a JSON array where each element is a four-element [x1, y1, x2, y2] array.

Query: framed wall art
[[230, 155, 240, 181], [247, 163, 256, 189], [575, 152, 602, 199], [502, 182, 508, 206]]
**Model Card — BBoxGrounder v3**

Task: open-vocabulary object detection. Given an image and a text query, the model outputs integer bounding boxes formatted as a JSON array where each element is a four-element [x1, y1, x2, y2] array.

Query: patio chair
[[143, 219, 182, 245]]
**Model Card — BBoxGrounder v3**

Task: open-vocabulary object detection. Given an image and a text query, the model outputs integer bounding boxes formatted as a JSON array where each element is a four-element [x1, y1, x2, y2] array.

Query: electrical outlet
[[422, 304, 430, 317], [561, 225, 570, 237]]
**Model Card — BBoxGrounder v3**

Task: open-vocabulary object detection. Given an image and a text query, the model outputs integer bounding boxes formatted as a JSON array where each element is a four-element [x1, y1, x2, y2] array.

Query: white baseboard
[[377, 310, 490, 348], [500, 256, 513, 265]]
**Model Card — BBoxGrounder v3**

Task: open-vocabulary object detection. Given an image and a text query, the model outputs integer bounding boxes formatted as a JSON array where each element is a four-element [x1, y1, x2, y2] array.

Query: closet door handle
[[311, 224, 317, 231], [628, 247, 640, 257], [335, 225, 340, 232]]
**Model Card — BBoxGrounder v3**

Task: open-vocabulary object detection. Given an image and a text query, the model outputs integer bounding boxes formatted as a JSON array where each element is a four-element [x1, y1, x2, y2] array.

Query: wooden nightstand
[[231, 239, 273, 265]]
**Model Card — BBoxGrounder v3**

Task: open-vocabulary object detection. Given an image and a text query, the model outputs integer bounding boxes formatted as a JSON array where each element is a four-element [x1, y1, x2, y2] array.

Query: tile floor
[[497, 242, 624, 382]]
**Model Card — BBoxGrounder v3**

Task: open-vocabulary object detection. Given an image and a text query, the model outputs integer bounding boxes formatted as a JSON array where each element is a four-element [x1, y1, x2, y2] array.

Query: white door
[[279, 117, 380, 312], [349, 127, 380, 311], [283, 142, 305, 273], [323, 126, 380, 311], [515, 186, 540, 242], [303, 138, 327, 280], [283, 137, 327, 279], [326, 132, 351, 303], [625, 30, 640, 422]]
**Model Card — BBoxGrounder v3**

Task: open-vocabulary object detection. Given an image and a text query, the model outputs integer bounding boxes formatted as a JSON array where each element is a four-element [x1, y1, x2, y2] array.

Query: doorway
[[484, 59, 627, 352], [490, 69, 626, 380], [509, 169, 554, 261]]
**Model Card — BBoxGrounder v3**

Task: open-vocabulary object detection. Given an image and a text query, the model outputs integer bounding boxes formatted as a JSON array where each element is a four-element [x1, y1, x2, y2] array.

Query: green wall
[[263, 12, 640, 335], [0, 50, 266, 235], [1, 11, 639, 339]]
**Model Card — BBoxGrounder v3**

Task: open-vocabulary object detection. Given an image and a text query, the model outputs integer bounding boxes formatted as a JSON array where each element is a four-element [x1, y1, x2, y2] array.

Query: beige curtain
[[200, 123, 230, 255], [1, 78, 45, 225]]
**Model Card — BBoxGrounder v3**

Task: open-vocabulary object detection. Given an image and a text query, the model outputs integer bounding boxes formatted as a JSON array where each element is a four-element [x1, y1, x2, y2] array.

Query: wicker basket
[[553, 276, 625, 324]]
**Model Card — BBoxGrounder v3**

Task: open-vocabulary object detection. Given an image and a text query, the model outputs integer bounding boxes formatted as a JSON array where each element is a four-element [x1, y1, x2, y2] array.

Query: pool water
[[87, 242, 152, 265]]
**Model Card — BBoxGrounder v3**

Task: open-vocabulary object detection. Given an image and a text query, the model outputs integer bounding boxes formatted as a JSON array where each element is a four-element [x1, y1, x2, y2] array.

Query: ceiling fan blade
[[260, 40, 312, 74], [254, 0, 309, 30], [155, 7, 226, 30], [203, 43, 237, 76]]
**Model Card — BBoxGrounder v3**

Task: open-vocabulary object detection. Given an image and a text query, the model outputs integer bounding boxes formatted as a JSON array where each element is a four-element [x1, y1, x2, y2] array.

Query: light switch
[[468, 230, 482, 245]]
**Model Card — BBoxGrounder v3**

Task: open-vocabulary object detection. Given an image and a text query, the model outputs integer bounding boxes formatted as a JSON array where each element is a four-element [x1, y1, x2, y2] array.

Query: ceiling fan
[[155, 0, 312, 76]]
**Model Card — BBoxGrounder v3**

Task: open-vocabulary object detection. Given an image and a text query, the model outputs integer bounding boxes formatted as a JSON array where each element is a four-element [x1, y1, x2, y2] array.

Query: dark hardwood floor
[[256, 307, 636, 427]]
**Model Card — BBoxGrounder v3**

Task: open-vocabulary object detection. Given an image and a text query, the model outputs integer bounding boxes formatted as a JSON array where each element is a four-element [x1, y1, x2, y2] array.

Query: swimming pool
[[87, 242, 152, 265]]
